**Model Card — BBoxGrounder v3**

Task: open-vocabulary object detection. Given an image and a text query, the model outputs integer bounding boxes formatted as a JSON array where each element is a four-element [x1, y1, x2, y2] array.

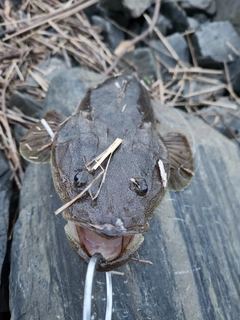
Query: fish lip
[[64, 220, 144, 270], [63, 212, 149, 237]]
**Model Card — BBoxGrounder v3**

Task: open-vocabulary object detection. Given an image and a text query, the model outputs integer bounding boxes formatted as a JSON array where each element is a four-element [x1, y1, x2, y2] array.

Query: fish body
[[20, 74, 193, 271]]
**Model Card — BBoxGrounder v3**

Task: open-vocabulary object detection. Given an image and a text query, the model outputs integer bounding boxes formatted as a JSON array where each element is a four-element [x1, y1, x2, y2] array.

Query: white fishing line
[[40, 118, 55, 141]]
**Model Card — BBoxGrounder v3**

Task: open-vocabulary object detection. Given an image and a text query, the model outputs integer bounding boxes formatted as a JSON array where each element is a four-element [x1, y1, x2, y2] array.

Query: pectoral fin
[[20, 111, 66, 163], [163, 133, 194, 191]]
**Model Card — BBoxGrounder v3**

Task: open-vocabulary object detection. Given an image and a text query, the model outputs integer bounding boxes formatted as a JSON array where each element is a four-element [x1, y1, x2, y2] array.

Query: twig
[[131, 257, 153, 265], [199, 99, 237, 110], [186, 33, 198, 67], [168, 67, 223, 74], [182, 84, 225, 99]]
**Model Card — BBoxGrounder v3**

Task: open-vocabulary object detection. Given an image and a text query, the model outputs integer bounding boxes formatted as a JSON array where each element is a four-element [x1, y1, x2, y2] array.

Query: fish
[[20, 73, 194, 271]]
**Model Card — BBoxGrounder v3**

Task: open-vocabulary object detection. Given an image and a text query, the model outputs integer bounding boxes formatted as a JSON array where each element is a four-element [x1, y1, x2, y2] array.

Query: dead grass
[[1, 0, 115, 187]]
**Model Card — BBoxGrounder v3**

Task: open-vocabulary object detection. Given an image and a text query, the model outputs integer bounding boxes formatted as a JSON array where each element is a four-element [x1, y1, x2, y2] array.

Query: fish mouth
[[65, 221, 144, 263]]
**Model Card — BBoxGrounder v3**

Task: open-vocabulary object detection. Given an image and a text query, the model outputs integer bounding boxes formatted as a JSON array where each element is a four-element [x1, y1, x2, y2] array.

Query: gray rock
[[8, 92, 43, 118], [123, 47, 157, 80], [187, 17, 200, 29], [156, 14, 173, 36], [191, 21, 240, 68], [92, 15, 124, 50], [0, 26, 5, 38], [192, 12, 209, 24], [100, 0, 154, 18], [149, 13, 173, 37], [0, 156, 12, 270], [183, 80, 226, 103], [28, 57, 70, 87], [198, 98, 240, 140], [9, 0, 22, 8], [143, 7, 173, 37], [161, 0, 189, 33], [178, 0, 216, 15], [13, 125, 28, 147], [150, 32, 190, 68], [122, 0, 154, 18], [84, 3, 103, 22], [10, 68, 240, 319], [214, 0, 240, 35], [100, 0, 125, 12], [0, 152, 12, 295], [228, 56, 240, 97], [44, 68, 103, 118]]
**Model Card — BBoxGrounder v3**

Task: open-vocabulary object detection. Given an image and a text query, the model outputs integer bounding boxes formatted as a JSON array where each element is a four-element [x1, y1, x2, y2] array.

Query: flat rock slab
[[10, 69, 240, 319], [0, 153, 12, 313], [178, 0, 216, 15], [151, 32, 190, 68], [100, 0, 154, 18], [191, 21, 240, 67], [0, 153, 12, 279], [214, 0, 240, 35]]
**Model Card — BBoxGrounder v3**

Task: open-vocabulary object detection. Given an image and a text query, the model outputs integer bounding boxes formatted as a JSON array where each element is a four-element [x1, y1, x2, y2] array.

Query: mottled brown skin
[[20, 73, 193, 271], [51, 74, 169, 270]]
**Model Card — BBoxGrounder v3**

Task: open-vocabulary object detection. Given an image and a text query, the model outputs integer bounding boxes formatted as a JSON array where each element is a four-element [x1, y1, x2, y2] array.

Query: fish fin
[[20, 111, 66, 163], [163, 132, 194, 191]]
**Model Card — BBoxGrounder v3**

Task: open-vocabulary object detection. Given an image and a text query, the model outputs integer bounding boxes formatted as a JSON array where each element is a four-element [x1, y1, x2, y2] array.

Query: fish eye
[[74, 170, 89, 188], [130, 178, 148, 196]]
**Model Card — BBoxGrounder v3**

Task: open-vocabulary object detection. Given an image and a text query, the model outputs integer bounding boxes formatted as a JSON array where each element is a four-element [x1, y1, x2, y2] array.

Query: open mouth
[[65, 221, 143, 261]]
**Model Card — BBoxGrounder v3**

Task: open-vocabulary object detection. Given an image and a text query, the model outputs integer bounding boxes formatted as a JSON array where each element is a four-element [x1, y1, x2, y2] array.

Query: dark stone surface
[[191, 21, 240, 68], [161, 0, 189, 33], [214, 0, 240, 35], [155, 14, 173, 36], [0, 152, 12, 314], [44, 68, 103, 118], [228, 56, 240, 97], [183, 81, 226, 103], [9, 0, 22, 8], [28, 57, 69, 85], [144, 6, 173, 37], [0, 153, 12, 278], [8, 92, 43, 119], [150, 32, 190, 68], [13, 125, 28, 148], [123, 47, 157, 79], [10, 68, 240, 319], [198, 99, 240, 141], [187, 17, 200, 29], [100, 0, 124, 12], [121, 0, 154, 18], [191, 12, 209, 24], [100, 0, 154, 18], [92, 15, 124, 50], [178, 0, 216, 15]]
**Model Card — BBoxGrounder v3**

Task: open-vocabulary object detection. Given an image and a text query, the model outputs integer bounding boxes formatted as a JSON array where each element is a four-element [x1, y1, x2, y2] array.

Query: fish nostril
[[130, 178, 148, 196], [74, 170, 89, 188]]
